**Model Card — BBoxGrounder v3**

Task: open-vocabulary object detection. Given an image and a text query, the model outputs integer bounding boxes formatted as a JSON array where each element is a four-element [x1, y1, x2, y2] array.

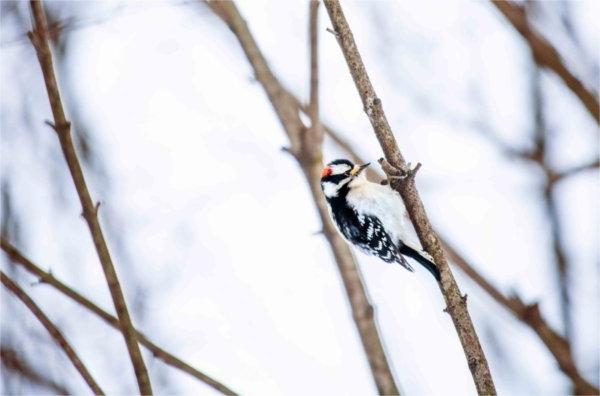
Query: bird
[[320, 158, 440, 280]]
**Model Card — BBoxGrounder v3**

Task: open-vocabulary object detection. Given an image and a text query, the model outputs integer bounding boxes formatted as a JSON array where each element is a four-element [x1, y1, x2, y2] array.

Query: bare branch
[[1, 346, 70, 395], [309, 0, 320, 122], [469, 61, 596, 344], [552, 158, 600, 183], [27, 1, 152, 393], [205, 1, 400, 393], [527, 63, 574, 342], [304, 0, 324, 157], [322, 1, 496, 394], [0, 238, 238, 396], [443, 242, 599, 395], [544, 179, 571, 340], [490, 0, 599, 124], [1, 271, 104, 395], [317, 117, 599, 394]]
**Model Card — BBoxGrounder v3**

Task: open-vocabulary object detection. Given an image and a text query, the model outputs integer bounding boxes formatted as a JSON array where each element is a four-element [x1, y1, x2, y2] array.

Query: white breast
[[346, 179, 410, 245]]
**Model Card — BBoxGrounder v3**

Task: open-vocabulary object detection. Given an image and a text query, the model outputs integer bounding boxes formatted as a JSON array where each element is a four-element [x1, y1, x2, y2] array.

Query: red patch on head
[[321, 166, 332, 178]]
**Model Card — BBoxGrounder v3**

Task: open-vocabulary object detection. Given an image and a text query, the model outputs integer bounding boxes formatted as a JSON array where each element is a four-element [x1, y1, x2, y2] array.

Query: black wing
[[337, 211, 414, 272]]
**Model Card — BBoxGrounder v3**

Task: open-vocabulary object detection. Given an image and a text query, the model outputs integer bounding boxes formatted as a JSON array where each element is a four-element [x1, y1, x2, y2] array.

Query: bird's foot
[[378, 158, 421, 186]]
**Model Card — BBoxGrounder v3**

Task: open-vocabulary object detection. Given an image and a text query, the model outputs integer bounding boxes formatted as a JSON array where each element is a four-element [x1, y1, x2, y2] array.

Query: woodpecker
[[320, 159, 440, 280]]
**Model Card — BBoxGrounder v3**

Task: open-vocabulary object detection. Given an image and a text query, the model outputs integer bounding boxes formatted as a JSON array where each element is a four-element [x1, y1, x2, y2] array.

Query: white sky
[[1, 0, 598, 395]]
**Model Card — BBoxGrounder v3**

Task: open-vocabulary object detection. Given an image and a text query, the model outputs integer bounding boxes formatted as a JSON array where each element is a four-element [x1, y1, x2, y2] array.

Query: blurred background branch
[[1, 346, 70, 395], [0, 237, 238, 396], [205, 1, 400, 394], [491, 0, 599, 124], [1, 271, 104, 394], [442, 242, 599, 395], [471, 4, 599, 389], [1, 0, 598, 394], [27, 1, 152, 393]]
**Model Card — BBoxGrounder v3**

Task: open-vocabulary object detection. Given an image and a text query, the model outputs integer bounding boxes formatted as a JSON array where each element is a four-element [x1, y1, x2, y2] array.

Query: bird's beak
[[350, 162, 370, 176]]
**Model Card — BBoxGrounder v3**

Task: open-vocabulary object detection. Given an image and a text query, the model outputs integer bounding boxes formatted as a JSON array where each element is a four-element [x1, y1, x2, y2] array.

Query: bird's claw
[[378, 158, 422, 184]]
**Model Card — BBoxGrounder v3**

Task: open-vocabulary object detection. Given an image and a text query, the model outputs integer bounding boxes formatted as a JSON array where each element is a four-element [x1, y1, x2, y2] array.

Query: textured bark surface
[[0, 238, 238, 395], [206, 2, 400, 394], [1, 272, 104, 395], [322, 1, 496, 394], [28, 1, 152, 394]]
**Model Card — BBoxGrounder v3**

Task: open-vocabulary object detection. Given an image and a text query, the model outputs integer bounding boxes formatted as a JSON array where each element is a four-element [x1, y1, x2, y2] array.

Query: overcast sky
[[1, 1, 598, 394]]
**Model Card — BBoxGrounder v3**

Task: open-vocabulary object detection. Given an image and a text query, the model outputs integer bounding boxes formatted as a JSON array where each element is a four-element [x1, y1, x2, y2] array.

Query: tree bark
[[322, 1, 496, 394], [28, 1, 152, 394], [206, 2, 400, 393]]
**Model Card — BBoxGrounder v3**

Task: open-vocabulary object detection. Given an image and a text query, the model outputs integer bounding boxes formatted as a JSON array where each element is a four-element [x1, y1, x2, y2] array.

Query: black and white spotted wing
[[335, 210, 414, 272]]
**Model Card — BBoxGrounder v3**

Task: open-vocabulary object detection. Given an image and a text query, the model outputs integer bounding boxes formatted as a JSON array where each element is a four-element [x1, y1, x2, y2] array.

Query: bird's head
[[320, 159, 370, 198]]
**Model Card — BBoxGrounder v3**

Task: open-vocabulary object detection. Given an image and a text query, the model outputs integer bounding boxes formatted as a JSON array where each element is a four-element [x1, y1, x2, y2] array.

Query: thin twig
[[27, 1, 152, 394], [322, 1, 496, 394], [521, 62, 573, 343], [490, 0, 599, 124], [1, 345, 70, 395], [205, 1, 400, 393], [552, 158, 599, 183], [1, 271, 104, 395], [0, 238, 238, 396], [309, 0, 319, 121], [472, 116, 598, 184], [304, 0, 323, 157]]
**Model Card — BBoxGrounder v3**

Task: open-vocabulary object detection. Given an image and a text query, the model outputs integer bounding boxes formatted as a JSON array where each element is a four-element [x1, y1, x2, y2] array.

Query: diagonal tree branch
[[319, 117, 599, 394], [205, 1, 400, 393], [27, 1, 152, 394], [1, 345, 70, 395], [551, 158, 599, 183], [203, 1, 596, 388], [490, 0, 599, 124], [443, 243, 599, 395], [0, 238, 237, 396], [1, 271, 104, 395], [322, 1, 496, 394]]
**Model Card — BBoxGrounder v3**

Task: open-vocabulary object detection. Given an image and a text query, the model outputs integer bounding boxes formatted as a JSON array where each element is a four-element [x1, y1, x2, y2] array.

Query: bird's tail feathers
[[396, 254, 415, 272], [398, 244, 440, 281]]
